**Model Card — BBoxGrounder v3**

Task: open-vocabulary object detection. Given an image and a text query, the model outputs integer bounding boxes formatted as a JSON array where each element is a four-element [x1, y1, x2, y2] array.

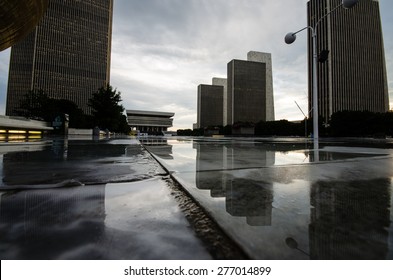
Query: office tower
[[6, 0, 113, 116], [226, 51, 275, 125], [307, 0, 389, 122], [212, 77, 228, 126], [197, 83, 224, 128]]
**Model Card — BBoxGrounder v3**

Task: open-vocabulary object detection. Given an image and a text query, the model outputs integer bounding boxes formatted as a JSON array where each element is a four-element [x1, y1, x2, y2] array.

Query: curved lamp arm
[[285, 26, 313, 44], [285, 0, 358, 44]]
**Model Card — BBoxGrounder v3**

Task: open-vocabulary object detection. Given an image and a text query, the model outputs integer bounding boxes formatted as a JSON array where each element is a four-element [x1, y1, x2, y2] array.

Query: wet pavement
[[143, 137, 393, 260], [1, 136, 393, 259], [0, 138, 211, 260]]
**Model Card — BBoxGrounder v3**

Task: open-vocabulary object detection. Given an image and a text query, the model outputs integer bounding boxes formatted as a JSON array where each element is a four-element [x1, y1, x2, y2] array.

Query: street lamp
[[285, 0, 358, 145]]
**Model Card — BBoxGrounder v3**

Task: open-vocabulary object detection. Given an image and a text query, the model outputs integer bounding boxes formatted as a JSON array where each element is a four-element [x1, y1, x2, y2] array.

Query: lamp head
[[342, 0, 358, 9], [285, 32, 296, 44]]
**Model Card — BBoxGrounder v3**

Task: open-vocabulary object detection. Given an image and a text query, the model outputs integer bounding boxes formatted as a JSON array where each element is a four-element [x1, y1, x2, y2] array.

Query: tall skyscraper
[[212, 77, 228, 126], [197, 83, 224, 128], [307, 0, 389, 122], [6, 0, 113, 116], [226, 51, 274, 125]]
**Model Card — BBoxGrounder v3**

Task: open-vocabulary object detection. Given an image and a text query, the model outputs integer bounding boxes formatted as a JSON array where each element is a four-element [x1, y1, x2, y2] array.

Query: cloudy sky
[[1, 0, 392, 130]]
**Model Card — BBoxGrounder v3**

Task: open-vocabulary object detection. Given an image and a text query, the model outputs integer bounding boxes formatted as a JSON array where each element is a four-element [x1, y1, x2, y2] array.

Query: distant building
[[212, 78, 228, 126], [226, 51, 275, 125], [126, 110, 174, 135], [196, 51, 275, 130], [307, 0, 389, 121], [6, 0, 113, 116], [197, 83, 224, 128]]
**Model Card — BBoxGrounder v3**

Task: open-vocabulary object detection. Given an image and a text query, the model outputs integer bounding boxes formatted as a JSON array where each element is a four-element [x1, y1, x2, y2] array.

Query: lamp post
[[285, 0, 358, 146]]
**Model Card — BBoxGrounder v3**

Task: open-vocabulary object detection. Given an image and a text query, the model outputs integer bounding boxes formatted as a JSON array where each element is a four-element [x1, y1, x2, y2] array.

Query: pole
[[286, 1, 359, 159], [312, 30, 319, 160], [312, 30, 318, 143], [311, 2, 344, 143]]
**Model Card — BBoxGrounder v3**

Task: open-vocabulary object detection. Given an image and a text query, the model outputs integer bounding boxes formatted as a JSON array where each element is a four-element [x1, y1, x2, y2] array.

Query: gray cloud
[[111, 0, 306, 128], [111, 0, 312, 129], [110, 0, 393, 129], [0, 0, 392, 130]]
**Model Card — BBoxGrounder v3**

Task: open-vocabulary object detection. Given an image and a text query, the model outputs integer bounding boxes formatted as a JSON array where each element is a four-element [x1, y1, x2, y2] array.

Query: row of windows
[[330, 0, 387, 114], [6, 0, 112, 116], [50, 0, 111, 22], [307, 0, 388, 120]]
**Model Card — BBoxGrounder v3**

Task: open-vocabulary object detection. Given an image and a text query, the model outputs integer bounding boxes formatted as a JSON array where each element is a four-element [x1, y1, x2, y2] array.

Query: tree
[[88, 84, 130, 133], [329, 110, 391, 137], [17, 89, 50, 120], [17, 89, 90, 128], [50, 99, 90, 128]]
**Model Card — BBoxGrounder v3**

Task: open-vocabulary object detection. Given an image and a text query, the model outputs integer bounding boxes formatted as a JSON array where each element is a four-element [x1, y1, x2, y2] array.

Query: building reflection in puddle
[[149, 141, 393, 259], [139, 139, 173, 159], [195, 141, 275, 226], [0, 139, 163, 187], [309, 178, 391, 259], [226, 179, 273, 226], [0, 185, 106, 259], [0, 138, 212, 259], [0, 179, 212, 260]]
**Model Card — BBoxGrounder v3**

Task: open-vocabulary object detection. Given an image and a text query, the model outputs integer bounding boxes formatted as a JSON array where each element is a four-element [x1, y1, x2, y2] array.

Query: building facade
[[6, 0, 113, 116], [126, 110, 174, 135], [212, 77, 228, 127], [197, 83, 224, 128], [307, 0, 389, 122], [226, 51, 275, 125]]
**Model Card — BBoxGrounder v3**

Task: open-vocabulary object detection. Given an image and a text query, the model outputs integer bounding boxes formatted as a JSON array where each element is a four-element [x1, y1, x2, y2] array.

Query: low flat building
[[126, 110, 174, 135]]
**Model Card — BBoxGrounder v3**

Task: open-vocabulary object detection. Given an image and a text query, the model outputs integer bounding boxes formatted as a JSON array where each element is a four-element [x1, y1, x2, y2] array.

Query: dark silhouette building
[[307, 0, 389, 121], [6, 0, 113, 116], [197, 84, 224, 128], [227, 51, 274, 125]]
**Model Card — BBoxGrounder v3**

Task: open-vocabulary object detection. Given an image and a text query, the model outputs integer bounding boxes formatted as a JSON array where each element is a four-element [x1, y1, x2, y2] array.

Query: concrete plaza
[[1, 136, 392, 259]]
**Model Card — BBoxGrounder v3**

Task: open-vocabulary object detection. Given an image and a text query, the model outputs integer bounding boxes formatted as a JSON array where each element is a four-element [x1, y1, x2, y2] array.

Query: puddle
[[144, 137, 393, 259]]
